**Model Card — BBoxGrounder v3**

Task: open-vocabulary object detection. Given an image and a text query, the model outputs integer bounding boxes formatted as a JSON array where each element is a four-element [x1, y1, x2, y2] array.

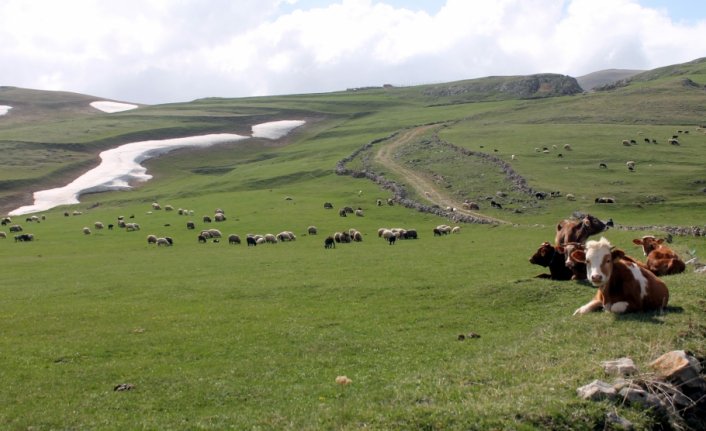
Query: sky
[[1, 0, 704, 105]]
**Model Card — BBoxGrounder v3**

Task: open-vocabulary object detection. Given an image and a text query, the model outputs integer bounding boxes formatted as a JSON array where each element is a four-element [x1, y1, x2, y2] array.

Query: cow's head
[[556, 242, 584, 269], [529, 242, 554, 267], [579, 214, 607, 240], [571, 237, 622, 288], [632, 235, 663, 256]]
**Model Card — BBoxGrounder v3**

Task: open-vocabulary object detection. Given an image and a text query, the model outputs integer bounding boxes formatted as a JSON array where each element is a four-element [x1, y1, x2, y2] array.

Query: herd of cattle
[[529, 213, 685, 316]]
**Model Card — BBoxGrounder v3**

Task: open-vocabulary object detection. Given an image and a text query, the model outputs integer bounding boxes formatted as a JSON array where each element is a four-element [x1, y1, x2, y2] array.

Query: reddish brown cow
[[529, 242, 573, 280], [555, 213, 606, 246], [571, 237, 669, 315], [632, 235, 685, 276], [633, 235, 686, 276]]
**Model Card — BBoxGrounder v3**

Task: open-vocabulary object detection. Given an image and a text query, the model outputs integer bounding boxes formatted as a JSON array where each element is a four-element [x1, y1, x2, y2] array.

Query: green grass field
[[1, 59, 706, 430]]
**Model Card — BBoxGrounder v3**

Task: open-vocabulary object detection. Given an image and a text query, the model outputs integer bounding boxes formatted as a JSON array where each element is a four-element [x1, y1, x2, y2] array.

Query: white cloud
[[0, 0, 704, 104]]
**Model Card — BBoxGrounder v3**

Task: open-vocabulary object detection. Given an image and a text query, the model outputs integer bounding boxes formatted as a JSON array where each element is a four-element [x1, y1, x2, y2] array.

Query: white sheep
[[147, 234, 158, 244], [264, 233, 278, 243], [451, 226, 461, 234], [151, 202, 161, 210], [125, 223, 140, 231], [82, 227, 91, 235], [566, 193, 576, 201], [156, 237, 172, 246], [0, 231, 6, 239], [307, 226, 318, 235], [355, 209, 364, 217], [94, 221, 104, 230]]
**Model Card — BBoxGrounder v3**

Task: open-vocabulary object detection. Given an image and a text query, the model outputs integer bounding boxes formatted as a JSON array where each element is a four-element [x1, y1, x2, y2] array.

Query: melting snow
[[9, 120, 306, 215], [90, 101, 139, 113]]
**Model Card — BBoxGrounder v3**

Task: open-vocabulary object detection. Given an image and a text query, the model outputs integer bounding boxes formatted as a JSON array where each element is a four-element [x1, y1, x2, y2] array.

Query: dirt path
[[374, 126, 509, 224]]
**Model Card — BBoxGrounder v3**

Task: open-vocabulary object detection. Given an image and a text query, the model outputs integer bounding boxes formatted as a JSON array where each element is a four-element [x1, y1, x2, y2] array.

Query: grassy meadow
[[1, 60, 706, 430]]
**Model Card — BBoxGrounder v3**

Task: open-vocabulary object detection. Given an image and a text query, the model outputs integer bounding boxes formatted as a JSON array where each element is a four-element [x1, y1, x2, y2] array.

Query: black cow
[[529, 242, 573, 280]]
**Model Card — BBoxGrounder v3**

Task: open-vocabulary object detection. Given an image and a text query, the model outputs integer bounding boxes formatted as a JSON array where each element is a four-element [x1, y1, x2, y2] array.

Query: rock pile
[[577, 351, 706, 430]]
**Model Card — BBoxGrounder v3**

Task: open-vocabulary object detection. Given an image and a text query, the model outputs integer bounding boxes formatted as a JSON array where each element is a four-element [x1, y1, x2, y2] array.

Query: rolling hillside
[[1, 58, 706, 430]]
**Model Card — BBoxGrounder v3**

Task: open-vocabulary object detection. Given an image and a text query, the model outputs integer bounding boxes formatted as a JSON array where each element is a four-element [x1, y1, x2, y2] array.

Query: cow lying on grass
[[571, 237, 669, 315], [632, 235, 686, 276], [529, 242, 573, 280]]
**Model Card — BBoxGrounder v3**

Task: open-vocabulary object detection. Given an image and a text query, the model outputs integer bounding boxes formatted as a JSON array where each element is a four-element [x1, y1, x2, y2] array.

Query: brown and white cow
[[632, 235, 686, 276], [555, 242, 587, 280], [570, 237, 669, 315]]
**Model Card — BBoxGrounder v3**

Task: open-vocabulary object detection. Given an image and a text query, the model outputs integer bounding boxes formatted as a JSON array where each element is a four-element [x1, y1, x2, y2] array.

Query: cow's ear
[[657, 238, 665, 244], [611, 249, 626, 260], [571, 250, 586, 263], [632, 239, 643, 245], [556, 222, 563, 231]]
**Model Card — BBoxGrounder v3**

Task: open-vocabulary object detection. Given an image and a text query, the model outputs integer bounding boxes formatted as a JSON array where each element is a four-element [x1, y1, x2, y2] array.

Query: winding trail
[[373, 126, 509, 225]]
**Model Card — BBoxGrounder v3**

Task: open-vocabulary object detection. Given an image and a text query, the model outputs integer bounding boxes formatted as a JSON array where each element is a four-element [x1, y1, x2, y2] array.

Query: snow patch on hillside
[[90, 101, 138, 113]]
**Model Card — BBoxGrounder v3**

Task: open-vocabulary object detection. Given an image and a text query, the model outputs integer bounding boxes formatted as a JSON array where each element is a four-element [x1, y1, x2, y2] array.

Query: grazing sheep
[[1, 217, 11, 225], [264, 233, 278, 244], [186, 221, 196, 230], [403, 229, 418, 239], [94, 221, 104, 230], [566, 193, 576, 201], [387, 198, 394, 206], [563, 143, 572, 150], [324, 202, 334, 209], [156, 237, 172, 246], [14, 233, 34, 242], [307, 226, 318, 235], [381, 229, 394, 240], [0, 231, 6, 239], [376, 199, 383, 206], [599, 163, 608, 169], [324, 236, 335, 249], [277, 231, 295, 242], [147, 234, 158, 244], [451, 226, 461, 234], [626, 160, 636, 171], [203, 216, 212, 223], [82, 227, 91, 235], [9, 224, 22, 232], [352, 231, 363, 242], [511, 154, 516, 160], [214, 213, 226, 222], [354, 209, 364, 217], [72, 211, 83, 216], [152, 202, 161, 210], [125, 223, 140, 231], [206, 229, 222, 238], [246, 236, 257, 246], [338, 208, 347, 217], [669, 138, 680, 146], [198, 234, 208, 243], [228, 234, 241, 244], [256, 237, 266, 245], [388, 235, 396, 245], [164, 205, 174, 211]]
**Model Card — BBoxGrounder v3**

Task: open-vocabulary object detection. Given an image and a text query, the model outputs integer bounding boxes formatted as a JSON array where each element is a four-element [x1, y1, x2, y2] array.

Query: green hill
[[1, 58, 705, 430]]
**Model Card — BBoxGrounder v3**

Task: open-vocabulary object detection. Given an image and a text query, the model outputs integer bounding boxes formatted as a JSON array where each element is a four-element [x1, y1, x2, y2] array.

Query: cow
[[554, 213, 606, 247], [529, 242, 573, 280], [571, 237, 669, 315], [555, 242, 587, 281], [632, 236, 686, 276]]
